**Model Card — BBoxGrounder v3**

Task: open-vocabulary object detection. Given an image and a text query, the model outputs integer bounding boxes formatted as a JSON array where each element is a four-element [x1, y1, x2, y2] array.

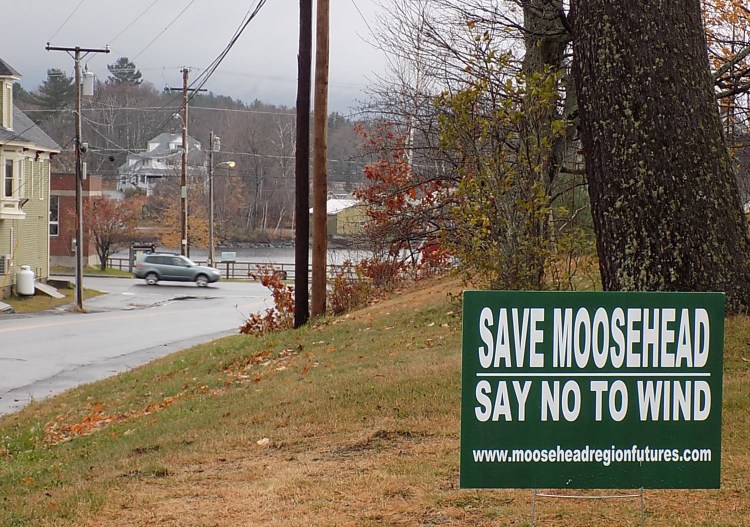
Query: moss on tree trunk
[[572, 0, 750, 313]]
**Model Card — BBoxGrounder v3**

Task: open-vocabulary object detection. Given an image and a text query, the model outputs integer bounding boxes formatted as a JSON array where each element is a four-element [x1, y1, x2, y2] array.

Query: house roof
[[309, 198, 359, 215], [118, 132, 205, 174], [146, 132, 202, 154], [0, 106, 60, 152], [0, 58, 21, 79]]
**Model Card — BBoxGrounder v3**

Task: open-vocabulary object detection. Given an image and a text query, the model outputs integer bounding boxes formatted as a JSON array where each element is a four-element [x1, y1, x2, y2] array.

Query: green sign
[[460, 291, 724, 489]]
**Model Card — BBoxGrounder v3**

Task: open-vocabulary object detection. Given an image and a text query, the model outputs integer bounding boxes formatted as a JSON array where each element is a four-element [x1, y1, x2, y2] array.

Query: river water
[[118, 246, 373, 266]]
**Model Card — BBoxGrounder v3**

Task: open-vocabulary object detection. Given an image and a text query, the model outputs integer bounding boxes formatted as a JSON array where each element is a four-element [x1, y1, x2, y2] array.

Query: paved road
[[0, 277, 271, 415]]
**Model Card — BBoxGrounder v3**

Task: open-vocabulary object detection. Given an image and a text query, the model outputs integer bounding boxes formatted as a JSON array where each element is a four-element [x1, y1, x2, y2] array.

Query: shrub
[[240, 265, 295, 336]]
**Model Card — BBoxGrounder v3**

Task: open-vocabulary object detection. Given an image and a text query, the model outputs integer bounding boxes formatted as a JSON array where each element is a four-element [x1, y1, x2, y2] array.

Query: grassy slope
[[0, 277, 748, 527], [2, 286, 102, 314]]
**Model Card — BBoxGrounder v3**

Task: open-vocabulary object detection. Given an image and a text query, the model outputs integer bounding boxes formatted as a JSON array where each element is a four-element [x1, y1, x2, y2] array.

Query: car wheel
[[145, 272, 159, 285], [196, 274, 209, 287]]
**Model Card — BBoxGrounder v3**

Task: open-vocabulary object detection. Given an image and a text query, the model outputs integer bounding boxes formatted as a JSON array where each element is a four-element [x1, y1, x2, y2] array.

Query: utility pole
[[311, 0, 329, 318], [46, 44, 109, 311], [208, 131, 217, 267], [294, 0, 313, 328], [165, 68, 205, 257]]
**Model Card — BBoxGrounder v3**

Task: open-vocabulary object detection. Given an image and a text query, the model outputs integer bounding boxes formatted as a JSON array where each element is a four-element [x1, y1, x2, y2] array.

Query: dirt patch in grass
[[81, 433, 464, 527]]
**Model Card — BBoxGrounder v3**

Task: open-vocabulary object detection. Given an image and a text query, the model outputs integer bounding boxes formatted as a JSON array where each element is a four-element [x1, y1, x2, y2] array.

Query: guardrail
[[107, 257, 356, 281]]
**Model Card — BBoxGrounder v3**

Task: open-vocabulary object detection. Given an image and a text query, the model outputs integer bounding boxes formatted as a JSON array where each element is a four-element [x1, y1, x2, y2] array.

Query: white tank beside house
[[16, 265, 34, 295]]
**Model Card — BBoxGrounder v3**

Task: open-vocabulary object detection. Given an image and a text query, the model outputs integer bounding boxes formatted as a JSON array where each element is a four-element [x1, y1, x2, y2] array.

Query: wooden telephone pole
[[165, 68, 205, 257], [46, 44, 109, 311], [311, 0, 329, 318], [294, 0, 313, 328]]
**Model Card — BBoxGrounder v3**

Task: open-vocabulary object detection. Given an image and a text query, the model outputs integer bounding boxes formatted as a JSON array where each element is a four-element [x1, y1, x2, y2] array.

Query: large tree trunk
[[572, 0, 750, 312]]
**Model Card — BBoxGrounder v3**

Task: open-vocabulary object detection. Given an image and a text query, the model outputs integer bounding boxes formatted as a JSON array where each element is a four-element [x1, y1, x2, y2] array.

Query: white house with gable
[[117, 133, 206, 196]]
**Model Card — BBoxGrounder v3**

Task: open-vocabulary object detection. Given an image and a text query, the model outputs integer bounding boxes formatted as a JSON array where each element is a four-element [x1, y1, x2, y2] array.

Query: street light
[[207, 130, 235, 267]]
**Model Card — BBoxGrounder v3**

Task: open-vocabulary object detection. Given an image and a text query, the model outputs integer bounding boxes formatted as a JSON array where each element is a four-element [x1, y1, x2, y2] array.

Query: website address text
[[472, 445, 712, 467]]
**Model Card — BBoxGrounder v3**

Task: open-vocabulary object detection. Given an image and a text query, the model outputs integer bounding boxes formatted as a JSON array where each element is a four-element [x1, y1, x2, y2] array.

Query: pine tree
[[33, 69, 75, 110], [106, 57, 143, 85]]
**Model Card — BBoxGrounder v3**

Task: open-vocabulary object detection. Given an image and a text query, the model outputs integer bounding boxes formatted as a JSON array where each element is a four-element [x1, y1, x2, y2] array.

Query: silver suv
[[134, 253, 221, 287]]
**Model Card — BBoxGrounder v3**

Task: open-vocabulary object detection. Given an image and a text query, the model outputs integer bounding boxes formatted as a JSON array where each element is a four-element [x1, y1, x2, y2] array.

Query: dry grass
[[2, 286, 101, 313], [1, 277, 749, 527]]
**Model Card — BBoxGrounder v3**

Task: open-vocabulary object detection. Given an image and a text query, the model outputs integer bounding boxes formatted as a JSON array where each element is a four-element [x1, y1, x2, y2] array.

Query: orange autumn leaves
[[43, 346, 315, 445], [44, 397, 183, 445]]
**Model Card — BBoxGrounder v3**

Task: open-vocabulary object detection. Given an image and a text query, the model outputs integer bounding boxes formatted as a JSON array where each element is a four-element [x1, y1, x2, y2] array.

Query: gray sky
[[4, 0, 386, 113]]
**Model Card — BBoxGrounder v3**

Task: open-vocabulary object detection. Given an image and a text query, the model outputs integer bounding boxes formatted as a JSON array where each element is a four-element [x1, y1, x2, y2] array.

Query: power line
[[132, 0, 199, 61], [109, 0, 161, 46], [186, 0, 269, 103], [47, 0, 87, 42], [24, 104, 297, 117], [147, 0, 269, 140], [86, 145, 362, 164], [350, 0, 376, 37]]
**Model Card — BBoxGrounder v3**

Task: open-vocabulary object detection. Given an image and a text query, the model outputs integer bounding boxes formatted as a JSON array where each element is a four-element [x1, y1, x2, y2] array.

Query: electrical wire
[[350, 0, 376, 37], [141, 0, 270, 140], [24, 0, 273, 171], [132, 0, 199, 61], [185, 0, 269, 104], [47, 0, 87, 42], [24, 104, 297, 118], [109, 0, 161, 46]]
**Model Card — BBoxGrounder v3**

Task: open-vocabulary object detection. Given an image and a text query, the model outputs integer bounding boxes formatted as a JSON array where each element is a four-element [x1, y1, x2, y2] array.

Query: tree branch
[[713, 43, 750, 82]]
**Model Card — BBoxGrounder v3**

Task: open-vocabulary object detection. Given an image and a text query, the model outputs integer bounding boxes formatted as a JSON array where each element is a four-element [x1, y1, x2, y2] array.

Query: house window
[[50, 195, 59, 236], [4, 159, 13, 198]]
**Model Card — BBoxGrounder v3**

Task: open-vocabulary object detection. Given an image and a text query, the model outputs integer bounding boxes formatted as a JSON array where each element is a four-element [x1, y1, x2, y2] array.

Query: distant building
[[0, 58, 60, 297], [117, 133, 205, 196], [309, 198, 366, 237], [49, 173, 102, 269]]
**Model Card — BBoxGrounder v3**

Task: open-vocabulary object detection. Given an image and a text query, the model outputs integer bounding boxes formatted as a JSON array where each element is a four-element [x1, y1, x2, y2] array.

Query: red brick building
[[49, 173, 102, 269]]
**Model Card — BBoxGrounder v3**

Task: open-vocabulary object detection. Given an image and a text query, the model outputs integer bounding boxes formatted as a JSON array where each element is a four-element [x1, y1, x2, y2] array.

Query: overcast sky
[[4, 0, 387, 113]]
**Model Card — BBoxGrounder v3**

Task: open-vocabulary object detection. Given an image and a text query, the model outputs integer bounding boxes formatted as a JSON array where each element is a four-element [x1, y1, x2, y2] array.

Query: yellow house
[[309, 198, 367, 237], [0, 58, 60, 297]]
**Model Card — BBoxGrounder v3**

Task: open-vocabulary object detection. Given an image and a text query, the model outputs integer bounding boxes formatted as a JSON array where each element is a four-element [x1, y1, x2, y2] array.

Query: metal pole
[[181, 67, 189, 257], [639, 487, 645, 527], [208, 131, 215, 267]]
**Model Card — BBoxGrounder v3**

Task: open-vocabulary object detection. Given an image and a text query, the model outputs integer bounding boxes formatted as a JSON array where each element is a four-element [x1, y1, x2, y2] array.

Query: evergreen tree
[[33, 68, 75, 110], [12, 82, 35, 108], [106, 57, 143, 85]]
